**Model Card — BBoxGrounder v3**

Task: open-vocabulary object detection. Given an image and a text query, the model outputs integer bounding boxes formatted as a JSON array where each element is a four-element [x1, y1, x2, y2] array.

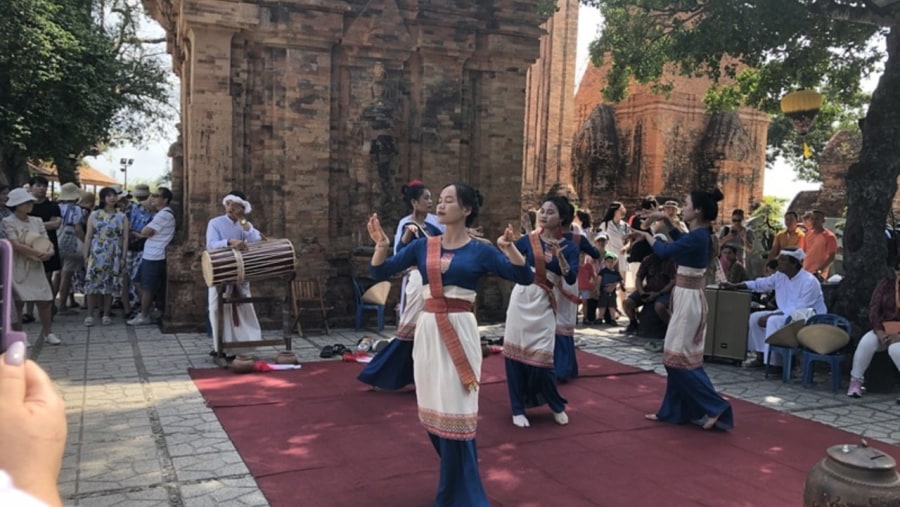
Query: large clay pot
[[804, 440, 900, 506]]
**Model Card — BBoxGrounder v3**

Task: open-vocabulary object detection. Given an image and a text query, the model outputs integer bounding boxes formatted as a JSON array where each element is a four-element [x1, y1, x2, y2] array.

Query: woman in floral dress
[[83, 187, 129, 326]]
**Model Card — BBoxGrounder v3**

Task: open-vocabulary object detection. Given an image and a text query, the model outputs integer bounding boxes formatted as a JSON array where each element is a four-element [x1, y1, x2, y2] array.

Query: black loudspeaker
[[705, 288, 751, 363]]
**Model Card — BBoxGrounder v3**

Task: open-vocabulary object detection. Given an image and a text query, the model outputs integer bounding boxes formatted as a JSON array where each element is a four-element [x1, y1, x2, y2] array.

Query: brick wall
[[145, 0, 548, 329]]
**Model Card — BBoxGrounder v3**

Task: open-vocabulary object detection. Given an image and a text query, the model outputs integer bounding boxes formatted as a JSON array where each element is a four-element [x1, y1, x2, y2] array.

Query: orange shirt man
[[799, 210, 838, 279], [768, 211, 805, 260]]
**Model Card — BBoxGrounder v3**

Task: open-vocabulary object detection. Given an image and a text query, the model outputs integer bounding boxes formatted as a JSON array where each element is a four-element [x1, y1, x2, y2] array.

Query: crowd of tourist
[[0, 177, 175, 346]]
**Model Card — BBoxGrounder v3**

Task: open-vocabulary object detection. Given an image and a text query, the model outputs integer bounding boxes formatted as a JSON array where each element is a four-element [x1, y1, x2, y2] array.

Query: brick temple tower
[[142, 0, 551, 329]]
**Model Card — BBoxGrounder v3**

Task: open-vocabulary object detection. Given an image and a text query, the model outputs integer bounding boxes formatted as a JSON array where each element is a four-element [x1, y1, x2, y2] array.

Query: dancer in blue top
[[358, 180, 443, 390], [369, 182, 533, 507], [627, 188, 734, 431], [503, 195, 580, 427]]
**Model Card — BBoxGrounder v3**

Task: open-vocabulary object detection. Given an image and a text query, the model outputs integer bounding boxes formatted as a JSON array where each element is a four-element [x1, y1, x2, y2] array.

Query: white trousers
[[746, 310, 790, 366], [208, 284, 261, 352], [850, 330, 900, 380]]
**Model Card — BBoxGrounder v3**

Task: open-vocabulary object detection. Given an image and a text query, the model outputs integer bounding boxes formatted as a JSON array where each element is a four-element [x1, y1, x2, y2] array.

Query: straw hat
[[111, 185, 130, 200], [58, 182, 82, 202], [362, 281, 391, 305], [797, 324, 850, 355], [764, 320, 807, 348], [19, 231, 54, 262], [6, 188, 36, 208]]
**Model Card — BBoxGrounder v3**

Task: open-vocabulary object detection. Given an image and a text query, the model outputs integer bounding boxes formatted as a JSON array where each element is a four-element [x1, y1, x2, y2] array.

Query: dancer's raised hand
[[497, 224, 516, 250], [367, 213, 390, 247]]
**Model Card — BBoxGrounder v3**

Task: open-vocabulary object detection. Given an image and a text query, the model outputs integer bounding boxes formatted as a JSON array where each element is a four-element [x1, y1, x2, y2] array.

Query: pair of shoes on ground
[[643, 340, 663, 352], [126, 314, 152, 326], [742, 354, 764, 368], [83, 316, 113, 327], [320, 343, 349, 358], [41, 333, 61, 345], [621, 322, 638, 335]]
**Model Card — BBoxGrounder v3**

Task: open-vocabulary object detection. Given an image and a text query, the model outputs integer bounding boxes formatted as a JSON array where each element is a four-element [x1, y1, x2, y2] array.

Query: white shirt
[[142, 206, 176, 261], [206, 214, 262, 250], [0, 471, 52, 507], [745, 269, 827, 316]]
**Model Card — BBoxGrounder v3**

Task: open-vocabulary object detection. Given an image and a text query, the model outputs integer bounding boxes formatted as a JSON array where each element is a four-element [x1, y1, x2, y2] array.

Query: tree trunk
[[0, 145, 27, 186], [53, 155, 79, 184], [833, 27, 900, 329]]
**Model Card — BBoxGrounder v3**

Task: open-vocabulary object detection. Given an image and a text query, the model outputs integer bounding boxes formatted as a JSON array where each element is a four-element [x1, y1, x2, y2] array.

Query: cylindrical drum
[[201, 239, 296, 287], [804, 440, 900, 506]]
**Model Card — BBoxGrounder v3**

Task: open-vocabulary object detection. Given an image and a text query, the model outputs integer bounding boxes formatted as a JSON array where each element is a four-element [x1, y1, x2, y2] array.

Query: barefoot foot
[[512, 414, 530, 428], [553, 411, 569, 425], [644, 414, 659, 421], [702, 413, 721, 430]]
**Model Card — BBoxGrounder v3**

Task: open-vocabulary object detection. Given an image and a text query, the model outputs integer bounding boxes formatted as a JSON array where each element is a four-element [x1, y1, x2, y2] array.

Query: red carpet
[[190, 351, 900, 507]]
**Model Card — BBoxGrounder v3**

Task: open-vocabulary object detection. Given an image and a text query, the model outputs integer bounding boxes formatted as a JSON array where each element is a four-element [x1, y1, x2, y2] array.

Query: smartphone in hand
[[0, 239, 28, 352]]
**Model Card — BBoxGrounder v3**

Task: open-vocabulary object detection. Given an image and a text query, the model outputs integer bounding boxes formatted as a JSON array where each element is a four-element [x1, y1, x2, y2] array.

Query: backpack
[[57, 204, 83, 260]]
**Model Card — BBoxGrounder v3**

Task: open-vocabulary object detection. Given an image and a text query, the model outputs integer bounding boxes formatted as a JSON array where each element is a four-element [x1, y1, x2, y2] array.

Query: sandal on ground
[[102, 316, 112, 325], [332, 344, 349, 355]]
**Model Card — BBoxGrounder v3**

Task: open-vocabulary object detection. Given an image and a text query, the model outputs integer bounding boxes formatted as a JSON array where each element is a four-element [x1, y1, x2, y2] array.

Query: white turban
[[779, 248, 805, 261], [223, 194, 252, 214]]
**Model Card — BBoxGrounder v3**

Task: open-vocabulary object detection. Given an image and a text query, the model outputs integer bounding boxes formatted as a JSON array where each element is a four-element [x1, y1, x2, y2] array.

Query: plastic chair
[[799, 314, 852, 393], [766, 345, 800, 383], [353, 278, 385, 331]]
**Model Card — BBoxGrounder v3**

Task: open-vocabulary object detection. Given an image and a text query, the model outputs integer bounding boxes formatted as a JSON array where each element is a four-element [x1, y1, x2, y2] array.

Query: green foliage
[[0, 0, 171, 183], [750, 196, 787, 233], [580, 0, 885, 181]]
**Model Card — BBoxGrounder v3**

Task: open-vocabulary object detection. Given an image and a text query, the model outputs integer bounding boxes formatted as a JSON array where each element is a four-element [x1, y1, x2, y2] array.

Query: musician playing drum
[[206, 191, 263, 355]]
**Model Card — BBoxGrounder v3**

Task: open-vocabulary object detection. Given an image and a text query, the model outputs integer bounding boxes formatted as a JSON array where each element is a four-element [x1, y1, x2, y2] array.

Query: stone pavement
[[22, 312, 900, 506]]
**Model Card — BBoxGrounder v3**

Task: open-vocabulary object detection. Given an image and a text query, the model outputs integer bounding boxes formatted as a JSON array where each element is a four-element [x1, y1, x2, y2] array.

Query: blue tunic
[[371, 237, 533, 288]]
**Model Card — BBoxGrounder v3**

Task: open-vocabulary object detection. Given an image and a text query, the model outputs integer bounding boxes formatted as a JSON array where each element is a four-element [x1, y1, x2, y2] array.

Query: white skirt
[[413, 285, 481, 440]]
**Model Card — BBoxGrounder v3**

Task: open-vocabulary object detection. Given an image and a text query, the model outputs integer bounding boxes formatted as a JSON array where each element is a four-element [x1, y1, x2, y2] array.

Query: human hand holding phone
[[0, 341, 66, 507]]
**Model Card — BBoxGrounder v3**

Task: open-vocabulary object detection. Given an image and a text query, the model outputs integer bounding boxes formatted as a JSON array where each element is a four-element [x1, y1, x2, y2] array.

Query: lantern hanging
[[780, 89, 823, 159]]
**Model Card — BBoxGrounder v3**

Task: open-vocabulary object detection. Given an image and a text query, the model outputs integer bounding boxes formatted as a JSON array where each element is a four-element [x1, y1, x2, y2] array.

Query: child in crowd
[[597, 251, 625, 325], [577, 251, 601, 324]]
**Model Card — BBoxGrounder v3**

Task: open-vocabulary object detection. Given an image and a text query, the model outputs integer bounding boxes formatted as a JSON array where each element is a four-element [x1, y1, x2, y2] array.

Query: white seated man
[[720, 248, 826, 367]]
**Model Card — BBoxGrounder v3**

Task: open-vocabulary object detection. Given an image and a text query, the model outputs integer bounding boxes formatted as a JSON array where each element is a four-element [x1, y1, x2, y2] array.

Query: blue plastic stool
[[766, 346, 800, 383], [800, 351, 846, 393]]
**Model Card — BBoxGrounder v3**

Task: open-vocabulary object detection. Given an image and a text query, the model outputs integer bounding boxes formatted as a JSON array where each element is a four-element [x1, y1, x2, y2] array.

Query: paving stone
[[180, 476, 269, 506], [68, 486, 172, 506], [171, 450, 250, 482], [37, 309, 900, 507]]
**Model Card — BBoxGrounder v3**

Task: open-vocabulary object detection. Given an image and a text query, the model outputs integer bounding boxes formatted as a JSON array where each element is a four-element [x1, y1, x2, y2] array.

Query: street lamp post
[[119, 158, 134, 190]]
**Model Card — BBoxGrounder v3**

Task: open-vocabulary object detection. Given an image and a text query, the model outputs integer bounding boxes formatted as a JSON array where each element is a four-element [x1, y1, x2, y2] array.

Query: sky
[[87, 5, 849, 202]]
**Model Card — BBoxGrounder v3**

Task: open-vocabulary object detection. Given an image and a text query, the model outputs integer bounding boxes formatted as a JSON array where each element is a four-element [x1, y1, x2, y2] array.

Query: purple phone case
[[0, 239, 28, 351]]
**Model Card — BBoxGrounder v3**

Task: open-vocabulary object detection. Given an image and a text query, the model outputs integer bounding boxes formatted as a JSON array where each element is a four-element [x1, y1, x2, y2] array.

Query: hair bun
[[710, 188, 724, 202]]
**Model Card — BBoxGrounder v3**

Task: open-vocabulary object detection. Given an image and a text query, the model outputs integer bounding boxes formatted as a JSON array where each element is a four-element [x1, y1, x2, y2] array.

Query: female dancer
[[504, 195, 579, 427], [368, 182, 532, 506], [627, 189, 734, 431], [555, 212, 600, 382], [358, 181, 443, 390]]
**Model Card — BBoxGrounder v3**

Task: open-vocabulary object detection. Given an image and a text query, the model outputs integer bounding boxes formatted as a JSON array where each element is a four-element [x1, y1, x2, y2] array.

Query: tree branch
[[810, 0, 897, 27]]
